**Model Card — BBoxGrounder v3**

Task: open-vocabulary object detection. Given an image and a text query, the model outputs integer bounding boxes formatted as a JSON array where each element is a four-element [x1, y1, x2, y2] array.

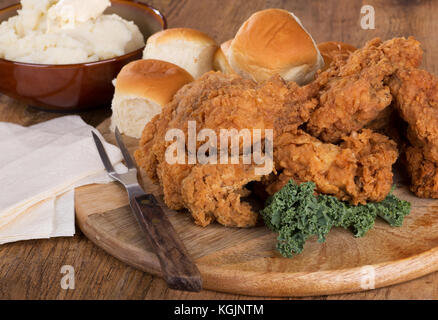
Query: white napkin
[[0, 116, 126, 244]]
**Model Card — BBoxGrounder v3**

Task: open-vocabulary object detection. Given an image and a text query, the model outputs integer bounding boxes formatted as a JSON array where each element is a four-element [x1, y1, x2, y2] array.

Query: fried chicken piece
[[389, 68, 438, 197], [405, 146, 438, 198], [135, 72, 317, 227], [341, 129, 399, 202], [307, 37, 423, 143], [317, 41, 357, 72], [365, 104, 405, 146], [181, 163, 264, 227], [389, 69, 438, 161], [267, 129, 398, 205]]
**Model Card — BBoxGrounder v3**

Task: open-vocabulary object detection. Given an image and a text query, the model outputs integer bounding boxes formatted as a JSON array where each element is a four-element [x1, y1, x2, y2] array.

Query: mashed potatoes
[[0, 0, 145, 64]]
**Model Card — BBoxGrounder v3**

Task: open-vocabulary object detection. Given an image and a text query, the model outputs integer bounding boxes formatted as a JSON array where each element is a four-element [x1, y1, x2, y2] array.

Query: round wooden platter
[[76, 119, 438, 297]]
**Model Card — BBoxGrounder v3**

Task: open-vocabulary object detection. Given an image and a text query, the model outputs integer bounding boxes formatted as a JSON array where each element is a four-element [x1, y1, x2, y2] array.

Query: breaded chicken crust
[[135, 72, 316, 227], [390, 68, 438, 197], [134, 37, 426, 227], [308, 37, 423, 143], [267, 129, 398, 205]]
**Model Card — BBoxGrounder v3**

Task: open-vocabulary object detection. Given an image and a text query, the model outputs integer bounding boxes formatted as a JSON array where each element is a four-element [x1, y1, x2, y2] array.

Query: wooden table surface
[[1, 0, 438, 300]]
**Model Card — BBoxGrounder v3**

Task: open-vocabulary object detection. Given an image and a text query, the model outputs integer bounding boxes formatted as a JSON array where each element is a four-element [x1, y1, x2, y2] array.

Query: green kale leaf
[[260, 180, 411, 258]]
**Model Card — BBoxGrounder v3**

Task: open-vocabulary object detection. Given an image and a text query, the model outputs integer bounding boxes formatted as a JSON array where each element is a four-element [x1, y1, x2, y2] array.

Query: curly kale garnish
[[260, 180, 411, 258]]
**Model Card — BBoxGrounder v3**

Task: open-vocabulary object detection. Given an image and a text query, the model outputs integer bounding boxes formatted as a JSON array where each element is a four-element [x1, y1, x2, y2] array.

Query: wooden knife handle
[[130, 193, 202, 292]]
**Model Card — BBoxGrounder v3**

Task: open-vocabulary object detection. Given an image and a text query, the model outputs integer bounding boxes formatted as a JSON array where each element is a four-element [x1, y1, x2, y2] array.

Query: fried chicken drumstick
[[389, 68, 438, 198], [307, 37, 423, 143]]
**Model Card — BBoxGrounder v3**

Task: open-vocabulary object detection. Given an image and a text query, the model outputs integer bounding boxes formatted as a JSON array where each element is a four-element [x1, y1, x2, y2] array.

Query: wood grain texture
[[130, 192, 202, 292], [1, 0, 438, 299]]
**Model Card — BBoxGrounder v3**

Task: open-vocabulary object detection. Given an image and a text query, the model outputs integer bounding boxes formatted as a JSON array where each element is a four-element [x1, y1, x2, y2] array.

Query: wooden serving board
[[75, 119, 438, 297]]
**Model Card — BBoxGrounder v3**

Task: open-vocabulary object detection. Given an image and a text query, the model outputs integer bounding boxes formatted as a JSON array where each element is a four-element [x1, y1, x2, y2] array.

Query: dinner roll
[[213, 39, 235, 74], [110, 59, 194, 138], [142, 28, 218, 79], [228, 9, 324, 84], [318, 41, 357, 71]]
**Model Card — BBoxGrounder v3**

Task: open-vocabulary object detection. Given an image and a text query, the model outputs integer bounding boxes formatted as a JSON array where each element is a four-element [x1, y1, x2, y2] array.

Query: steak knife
[[92, 128, 202, 292]]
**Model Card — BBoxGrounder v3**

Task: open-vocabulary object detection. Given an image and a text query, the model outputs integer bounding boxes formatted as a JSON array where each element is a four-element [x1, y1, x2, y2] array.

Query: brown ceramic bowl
[[0, 0, 166, 112]]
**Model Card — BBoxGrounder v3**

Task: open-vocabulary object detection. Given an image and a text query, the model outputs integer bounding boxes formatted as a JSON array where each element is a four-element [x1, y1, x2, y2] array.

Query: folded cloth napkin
[[0, 116, 126, 244]]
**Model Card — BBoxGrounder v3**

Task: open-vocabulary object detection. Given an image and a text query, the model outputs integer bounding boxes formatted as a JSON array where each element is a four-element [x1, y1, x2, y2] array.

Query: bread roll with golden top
[[213, 39, 235, 74], [142, 28, 218, 79], [110, 59, 194, 138], [318, 41, 357, 71], [228, 9, 324, 84]]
